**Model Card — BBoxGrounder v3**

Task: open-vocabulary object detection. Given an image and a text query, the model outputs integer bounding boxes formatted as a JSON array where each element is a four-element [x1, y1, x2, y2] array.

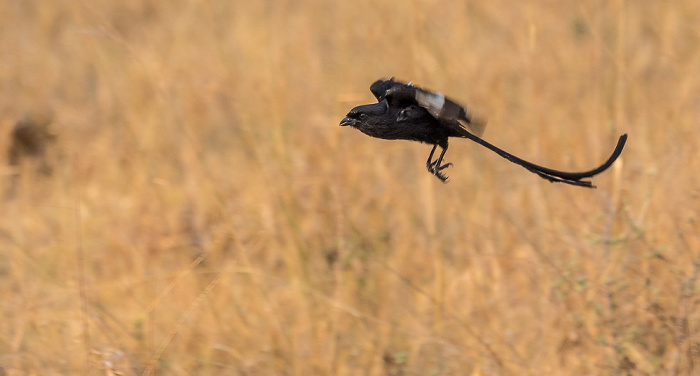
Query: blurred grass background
[[1, 0, 699, 374]]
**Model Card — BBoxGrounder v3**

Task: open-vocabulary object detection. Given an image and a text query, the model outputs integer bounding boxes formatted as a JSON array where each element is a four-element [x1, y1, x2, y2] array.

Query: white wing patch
[[415, 91, 445, 119]]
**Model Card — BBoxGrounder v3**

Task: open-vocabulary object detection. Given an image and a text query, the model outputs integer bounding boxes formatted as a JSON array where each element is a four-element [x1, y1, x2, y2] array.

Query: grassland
[[1, 1, 699, 374]]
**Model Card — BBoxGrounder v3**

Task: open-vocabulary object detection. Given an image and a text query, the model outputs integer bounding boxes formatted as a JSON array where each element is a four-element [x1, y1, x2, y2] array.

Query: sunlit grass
[[1, 1, 699, 374]]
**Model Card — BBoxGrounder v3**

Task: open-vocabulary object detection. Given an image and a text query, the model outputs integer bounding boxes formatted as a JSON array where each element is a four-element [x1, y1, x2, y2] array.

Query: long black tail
[[458, 132, 628, 188]]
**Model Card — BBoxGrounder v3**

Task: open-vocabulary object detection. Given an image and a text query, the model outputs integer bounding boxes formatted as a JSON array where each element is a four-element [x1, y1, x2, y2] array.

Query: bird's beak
[[339, 117, 356, 127]]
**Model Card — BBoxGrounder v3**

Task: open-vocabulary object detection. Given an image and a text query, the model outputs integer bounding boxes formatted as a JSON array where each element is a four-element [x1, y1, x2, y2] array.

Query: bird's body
[[340, 78, 628, 187], [343, 102, 452, 147]]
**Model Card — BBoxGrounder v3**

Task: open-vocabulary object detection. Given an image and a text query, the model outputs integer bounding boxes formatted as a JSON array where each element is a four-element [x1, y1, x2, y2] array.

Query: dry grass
[[1, 1, 699, 375]]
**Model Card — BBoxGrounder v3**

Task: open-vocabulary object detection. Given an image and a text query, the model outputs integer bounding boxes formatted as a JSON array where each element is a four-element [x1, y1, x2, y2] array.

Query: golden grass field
[[1, 1, 699, 375]]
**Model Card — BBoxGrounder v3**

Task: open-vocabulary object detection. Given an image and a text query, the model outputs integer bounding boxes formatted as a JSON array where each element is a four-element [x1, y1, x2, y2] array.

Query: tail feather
[[456, 131, 628, 188]]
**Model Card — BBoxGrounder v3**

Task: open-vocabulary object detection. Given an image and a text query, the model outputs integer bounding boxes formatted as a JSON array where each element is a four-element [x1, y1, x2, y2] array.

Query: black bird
[[340, 78, 627, 187]]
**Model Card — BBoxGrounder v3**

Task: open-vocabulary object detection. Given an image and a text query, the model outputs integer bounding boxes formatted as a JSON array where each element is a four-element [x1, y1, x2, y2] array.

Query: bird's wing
[[373, 79, 487, 138], [370, 78, 406, 102]]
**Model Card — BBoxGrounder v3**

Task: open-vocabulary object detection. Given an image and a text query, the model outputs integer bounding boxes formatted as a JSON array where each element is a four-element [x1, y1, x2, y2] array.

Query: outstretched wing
[[370, 78, 487, 138]]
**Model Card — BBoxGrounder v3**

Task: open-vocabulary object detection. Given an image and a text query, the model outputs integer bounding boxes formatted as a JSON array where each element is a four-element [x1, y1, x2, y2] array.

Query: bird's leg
[[426, 144, 438, 173], [433, 146, 450, 172], [428, 146, 452, 182], [431, 146, 453, 170], [426, 145, 453, 172]]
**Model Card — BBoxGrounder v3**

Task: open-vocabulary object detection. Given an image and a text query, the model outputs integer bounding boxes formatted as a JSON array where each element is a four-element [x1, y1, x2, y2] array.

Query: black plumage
[[340, 78, 627, 187]]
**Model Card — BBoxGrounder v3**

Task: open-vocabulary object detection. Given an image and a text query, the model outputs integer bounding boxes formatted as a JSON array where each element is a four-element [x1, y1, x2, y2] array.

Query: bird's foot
[[427, 163, 451, 182], [427, 161, 453, 172], [433, 170, 449, 182]]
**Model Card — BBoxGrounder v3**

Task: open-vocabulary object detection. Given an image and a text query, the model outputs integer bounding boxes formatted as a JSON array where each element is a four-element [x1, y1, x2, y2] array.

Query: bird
[[340, 78, 627, 187]]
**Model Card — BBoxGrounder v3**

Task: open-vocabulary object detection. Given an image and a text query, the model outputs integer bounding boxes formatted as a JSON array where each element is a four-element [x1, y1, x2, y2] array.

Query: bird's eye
[[359, 113, 367, 120]]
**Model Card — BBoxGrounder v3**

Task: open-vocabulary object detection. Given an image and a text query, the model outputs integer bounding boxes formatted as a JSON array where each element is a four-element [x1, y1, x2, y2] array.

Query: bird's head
[[339, 100, 388, 128]]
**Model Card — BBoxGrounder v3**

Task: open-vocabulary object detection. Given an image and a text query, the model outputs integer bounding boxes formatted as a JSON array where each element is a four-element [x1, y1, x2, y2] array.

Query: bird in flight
[[340, 78, 627, 187]]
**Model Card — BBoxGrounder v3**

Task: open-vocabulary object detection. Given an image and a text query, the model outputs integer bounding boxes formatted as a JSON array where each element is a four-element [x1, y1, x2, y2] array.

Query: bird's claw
[[436, 162, 453, 171], [433, 170, 449, 182], [428, 161, 453, 172], [427, 162, 451, 182]]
